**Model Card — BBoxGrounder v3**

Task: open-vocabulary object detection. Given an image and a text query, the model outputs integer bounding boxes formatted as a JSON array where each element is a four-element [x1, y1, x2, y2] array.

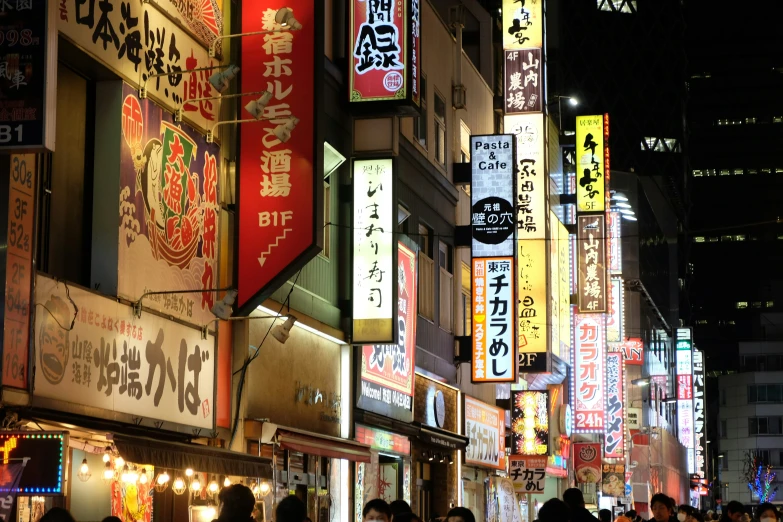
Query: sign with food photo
[[602, 463, 625, 497], [574, 443, 601, 484]]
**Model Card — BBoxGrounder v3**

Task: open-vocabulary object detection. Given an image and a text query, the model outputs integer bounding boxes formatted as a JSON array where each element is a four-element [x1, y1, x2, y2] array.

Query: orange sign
[[4, 154, 35, 388]]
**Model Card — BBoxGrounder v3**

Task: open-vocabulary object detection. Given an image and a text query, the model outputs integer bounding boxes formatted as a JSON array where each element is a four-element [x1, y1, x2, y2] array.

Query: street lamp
[[551, 95, 579, 133]]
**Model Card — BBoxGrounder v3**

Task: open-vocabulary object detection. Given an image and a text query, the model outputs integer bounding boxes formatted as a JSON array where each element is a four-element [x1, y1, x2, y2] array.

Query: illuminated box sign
[[550, 213, 561, 358], [470, 135, 516, 258], [0, 432, 66, 494], [465, 396, 506, 470], [349, 0, 420, 108], [577, 215, 608, 313], [693, 349, 707, 479], [517, 239, 547, 364], [606, 278, 624, 343], [505, 114, 546, 241], [357, 241, 416, 422], [504, 49, 542, 114], [622, 338, 643, 365], [238, 0, 322, 314], [601, 464, 625, 498], [676, 327, 695, 467], [355, 424, 410, 455], [352, 159, 396, 343], [604, 353, 625, 459], [574, 443, 601, 484], [573, 313, 605, 432], [509, 455, 546, 494], [607, 211, 622, 274], [558, 221, 571, 358], [511, 390, 549, 455], [472, 257, 516, 383], [501, 0, 542, 50], [575, 115, 606, 213]]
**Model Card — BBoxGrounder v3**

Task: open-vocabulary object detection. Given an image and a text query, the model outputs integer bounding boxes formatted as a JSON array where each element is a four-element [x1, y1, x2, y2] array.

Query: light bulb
[[259, 481, 271, 495], [174, 478, 185, 489], [103, 453, 110, 463], [115, 457, 125, 469], [185, 468, 194, 477], [140, 469, 148, 485], [205, 507, 216, 520], [209, 479, 219, 493], [80, 460, 89, 475], [103, 463, 115, 482], [157, 471, 170, 485], [191, 478, 202, 492], [224, 477, 231, 488]]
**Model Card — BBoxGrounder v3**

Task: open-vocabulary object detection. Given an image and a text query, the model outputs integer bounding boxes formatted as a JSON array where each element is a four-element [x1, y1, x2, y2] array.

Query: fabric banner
[[0, 460, 28, 520]]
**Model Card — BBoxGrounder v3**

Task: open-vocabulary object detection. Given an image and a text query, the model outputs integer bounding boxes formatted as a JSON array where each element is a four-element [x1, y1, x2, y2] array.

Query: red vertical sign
[[4, 154, 35, 388], [238, 1, 322, 313]]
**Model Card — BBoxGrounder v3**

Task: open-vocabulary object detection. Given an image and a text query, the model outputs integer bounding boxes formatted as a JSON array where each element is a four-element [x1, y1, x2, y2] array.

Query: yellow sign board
[[502, 0, 543, 49], [558, 220, 571, 358], [517, 238, 547, 354], [575, 115, 606, 212]]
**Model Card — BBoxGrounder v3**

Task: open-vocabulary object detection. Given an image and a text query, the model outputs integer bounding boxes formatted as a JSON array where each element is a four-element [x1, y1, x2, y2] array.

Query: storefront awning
[[415, 423, 469, 451], [113, 434, 271, 478], [245, 420, 372, 463]]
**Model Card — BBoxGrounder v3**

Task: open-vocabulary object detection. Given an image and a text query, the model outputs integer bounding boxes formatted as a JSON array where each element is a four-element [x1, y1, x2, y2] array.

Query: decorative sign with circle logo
[[574, 442, 601, 484]]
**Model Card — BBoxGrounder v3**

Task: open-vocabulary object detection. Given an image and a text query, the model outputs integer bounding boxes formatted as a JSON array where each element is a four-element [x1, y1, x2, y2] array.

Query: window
[[460, 120, 471, 163], [721, 389, 727, 405], [736, 301, 748, 309], [692, 169, 704, 177], [418, 223, 432, 257], [413, 75, 427, 149], [438, 241, 453, 332], [597, 0, 637, 13], [434, 91, 447, 167], [749, 169, 758, 175], [753, 301, 763, 308], [749, 385, 783, 404], [767, 301, 775, 308], [418, 223, 434, 321], [749, 417, 783, 435], [734, 169, 744, 175], [758, 450, 771, 463], [694, 236, 705, 243]]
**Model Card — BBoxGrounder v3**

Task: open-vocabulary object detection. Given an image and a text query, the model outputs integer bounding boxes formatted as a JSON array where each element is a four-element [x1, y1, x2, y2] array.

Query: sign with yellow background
[[575, 115, 606, 212]]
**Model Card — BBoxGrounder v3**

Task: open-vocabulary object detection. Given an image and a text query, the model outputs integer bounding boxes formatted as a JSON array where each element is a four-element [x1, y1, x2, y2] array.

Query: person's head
[[447, 507, 476, 522], [689, 512, 705, 522], [394, 513, 424, 522], [599, 509, 613, 522], [539, 499, 570, 522], [679, 505, 695, 522], [725, 502, 745, 522], [756, 503, 779, 522], [364, 499, 392, 522], [626, 512, 637, 520], [563, 488, 586, 510], [40, 508, 76, 522], [276, 495, 308, 522], [102, 518, 123, 522], [650, 493, 674, 522], [218, 484, 255, 521], [390, 500, 413, 518]]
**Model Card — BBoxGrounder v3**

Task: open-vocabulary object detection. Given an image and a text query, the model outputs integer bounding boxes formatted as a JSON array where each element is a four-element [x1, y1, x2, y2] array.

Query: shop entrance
[[378, 454, 405, 501]]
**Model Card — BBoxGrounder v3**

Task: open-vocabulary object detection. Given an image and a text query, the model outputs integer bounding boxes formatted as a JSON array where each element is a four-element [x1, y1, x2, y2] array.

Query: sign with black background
[[0, 0, 53, 150], [0, 432, 66, 494]]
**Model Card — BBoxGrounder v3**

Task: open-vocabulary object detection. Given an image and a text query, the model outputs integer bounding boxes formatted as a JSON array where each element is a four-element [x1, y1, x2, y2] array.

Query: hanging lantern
[[172, 477, 187, 495], [102, 462, 115, 484], [77, 459, 91, 482], [154, 471, 170, 493]]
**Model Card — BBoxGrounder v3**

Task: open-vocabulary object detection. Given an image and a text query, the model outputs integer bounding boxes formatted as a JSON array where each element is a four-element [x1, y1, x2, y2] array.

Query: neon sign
[[0, 432, 66, 495]]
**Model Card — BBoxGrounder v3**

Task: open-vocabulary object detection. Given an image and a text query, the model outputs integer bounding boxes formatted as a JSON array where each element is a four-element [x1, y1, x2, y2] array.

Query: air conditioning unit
[[453, 84, 467, 109]]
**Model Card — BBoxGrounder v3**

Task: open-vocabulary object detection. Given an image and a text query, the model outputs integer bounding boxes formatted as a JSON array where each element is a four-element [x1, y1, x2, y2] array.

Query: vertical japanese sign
[[509, 456, 546, 494], [470, 135, 515, 258], [118, 85, 220, 326], [57, 0, 220, 132], [573, 313, 605, 432], [504, 49, 542, 114], [34, 274, 216, 429], [574, 443, 601, 484], [693, 349, 706, 479], [558, 221, 571, 358], [577, 214, 607, 313], [357, 242, 416, 422], [505, 114, 548, 362], [676, 327, 695, 473], [501, 0, 542, 50], [472, 258, 515, 383], [607, 210, 622, 273], [549, 213, 560, 358], [349, 0, 419, 107], [604, 353, 625, 459], [0, 0, 55, 150], [4, 154, 35, 388], [511, 390, 549, 455], [606, 278, 624, 343], [575, 115, 606, 213], [622, 338, 643, 365], [353, 159, 395, 343], [238, 0, 322, 313], [465, 396, 506, 470]]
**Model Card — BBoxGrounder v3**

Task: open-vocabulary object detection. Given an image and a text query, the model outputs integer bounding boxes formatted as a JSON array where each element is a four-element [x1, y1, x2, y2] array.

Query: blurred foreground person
[[564, 488, 599, 522], [40, 508, 76, 522], [539, 499, 570, 522]]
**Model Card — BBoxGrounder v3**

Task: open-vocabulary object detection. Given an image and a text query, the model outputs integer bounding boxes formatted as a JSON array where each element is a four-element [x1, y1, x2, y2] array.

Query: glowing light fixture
[[259, 481, 271, 496], [185, 468, 194, 478], [209, 477, 219, 494], [172, 477, 187, 495], [102, 462, 114, 484], [139, 468, 148, 485], [223, 476, 231, 488], [191, 478, 202, 492], [77, 459, 91, 482]]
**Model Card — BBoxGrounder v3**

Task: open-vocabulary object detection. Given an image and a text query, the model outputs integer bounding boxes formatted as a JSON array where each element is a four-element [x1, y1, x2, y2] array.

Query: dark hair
[[756, 503, 779, 520], [563, 488, 586, 510], [390, 500, 413, 517], [539, 499, 570, 522], [679, 506, 695, 516], [626, 512, 638, 519], [726, 502, 745, 516], [217, 484, 256, 520], [447, 507, 476, 522], [599, 509, 613, 522], [691, 512, 705, 522], [650, 493, 674, 511], [40, 508, 76, 522], [102, 518, 123, 522], [276, 495, 308, 522], [364, 499, 392, 520], [394, 513, 424, 522]]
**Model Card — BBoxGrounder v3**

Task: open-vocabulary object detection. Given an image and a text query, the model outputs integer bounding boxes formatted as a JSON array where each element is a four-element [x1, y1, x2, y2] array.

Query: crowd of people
[[31, 484, 783, 522]]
